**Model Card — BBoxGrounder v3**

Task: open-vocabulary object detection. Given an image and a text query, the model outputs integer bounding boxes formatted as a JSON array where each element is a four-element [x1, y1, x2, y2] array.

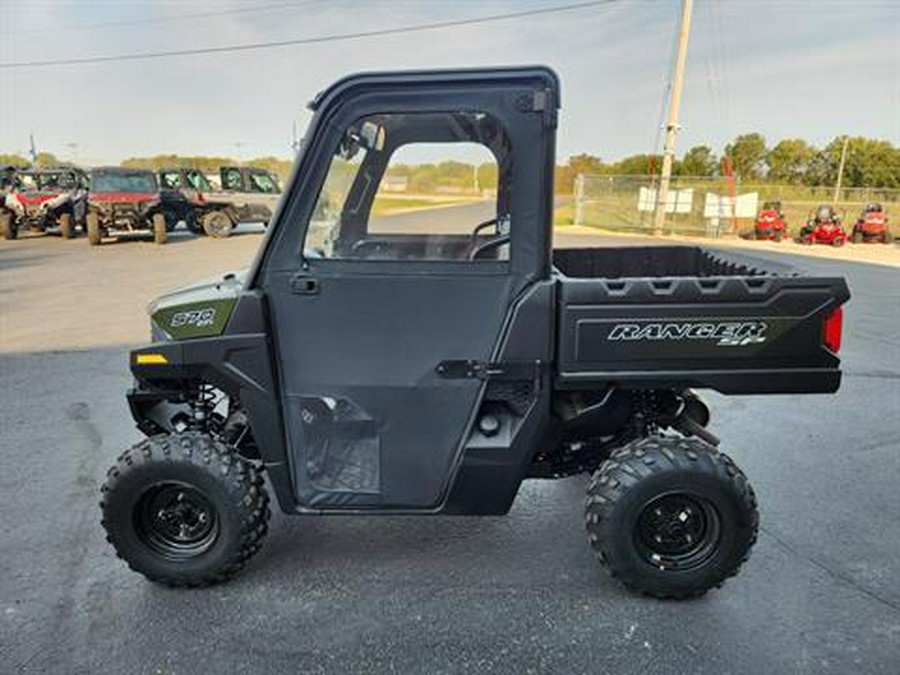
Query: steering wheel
[[467, 234, 510, 260], [470, 217, 499, 241]]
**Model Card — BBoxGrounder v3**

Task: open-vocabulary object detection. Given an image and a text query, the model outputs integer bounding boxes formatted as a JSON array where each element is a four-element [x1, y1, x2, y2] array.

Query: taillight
[[823, 306, 843, 354]]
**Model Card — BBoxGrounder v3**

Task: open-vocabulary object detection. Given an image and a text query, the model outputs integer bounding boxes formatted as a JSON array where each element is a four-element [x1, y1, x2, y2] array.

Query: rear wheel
[[100, 432, 270, 587], [202, 210, 234, 238], [152, 213, 167, 245], [1, 210, 16, 240], [585, 436, 758, 599], [59, 212, 74, 239], [86, 211, 102, 246]]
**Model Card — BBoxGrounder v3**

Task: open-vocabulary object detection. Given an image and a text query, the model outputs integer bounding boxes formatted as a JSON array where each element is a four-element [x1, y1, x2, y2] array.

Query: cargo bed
[[553, 246, 850, 394]]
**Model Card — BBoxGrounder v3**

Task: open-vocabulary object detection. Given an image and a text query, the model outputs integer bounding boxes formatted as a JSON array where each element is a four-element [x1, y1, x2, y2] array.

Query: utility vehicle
[[799, 204, 847, 246], [86, 168, 167, 245], [195, 166, 282, 238], [0, 166, 89, 240], [158, 167, 214, 234], [101, 67, 850, 599], [753, 200, 787, 241], [852, 203, 891, 243]]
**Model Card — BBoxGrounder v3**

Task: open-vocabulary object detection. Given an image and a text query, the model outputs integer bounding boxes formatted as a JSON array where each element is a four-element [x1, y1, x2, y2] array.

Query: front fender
[[129, 334, 295, 512]]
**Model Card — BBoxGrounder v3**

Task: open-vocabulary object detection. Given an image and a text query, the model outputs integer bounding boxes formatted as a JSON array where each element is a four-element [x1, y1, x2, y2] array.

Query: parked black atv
[[86, 168, 168, 245], [158, 167, 215, 234], [101, 67, 849, 599]]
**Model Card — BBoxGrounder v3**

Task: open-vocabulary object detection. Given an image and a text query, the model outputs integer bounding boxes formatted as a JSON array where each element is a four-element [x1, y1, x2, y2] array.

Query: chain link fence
[[572, 174, 900, 238]]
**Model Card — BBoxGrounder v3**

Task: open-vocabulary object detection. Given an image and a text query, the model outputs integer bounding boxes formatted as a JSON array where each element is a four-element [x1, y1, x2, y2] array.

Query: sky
[[1, 0, 898, 166]]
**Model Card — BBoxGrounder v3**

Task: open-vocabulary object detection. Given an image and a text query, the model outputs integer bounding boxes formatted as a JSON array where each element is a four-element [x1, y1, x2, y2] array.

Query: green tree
[[34, 152, 60, 167], [766, 139, 816, 183], [678, 145, 717, 176], [554, 153, 604, 194], [724, 133, 767, 179], [610, 154, 661, 175], [0, 153, 29, 166], [833, 137, 899, 188]]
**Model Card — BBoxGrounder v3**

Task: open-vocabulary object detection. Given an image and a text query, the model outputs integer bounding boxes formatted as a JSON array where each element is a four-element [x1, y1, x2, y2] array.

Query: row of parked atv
[[753, 201, 893, 246], [0, 164, 281, 245]]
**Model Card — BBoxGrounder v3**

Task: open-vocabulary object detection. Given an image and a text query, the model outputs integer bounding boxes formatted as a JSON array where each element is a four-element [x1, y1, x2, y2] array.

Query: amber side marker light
[[823, 306, 843, 354], [135, 353, 169, 365]]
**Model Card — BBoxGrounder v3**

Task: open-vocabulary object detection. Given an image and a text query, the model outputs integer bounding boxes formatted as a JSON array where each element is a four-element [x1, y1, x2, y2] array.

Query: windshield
[[91, 172, 157, 194]]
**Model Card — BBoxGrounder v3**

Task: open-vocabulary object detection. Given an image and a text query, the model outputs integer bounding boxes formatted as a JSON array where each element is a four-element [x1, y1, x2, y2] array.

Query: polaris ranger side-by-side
[[101, 68, 849, 598], [194, 166, 282, 238]]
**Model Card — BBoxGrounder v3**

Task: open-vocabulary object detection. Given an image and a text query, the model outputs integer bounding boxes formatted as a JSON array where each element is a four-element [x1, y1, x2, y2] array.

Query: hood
[[149, 268, 248, 340]]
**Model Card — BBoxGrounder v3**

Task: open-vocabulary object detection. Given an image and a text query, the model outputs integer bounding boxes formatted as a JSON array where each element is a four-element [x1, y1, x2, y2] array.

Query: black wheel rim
[[634, 492, 721, 571], [135, 482, 219, 560]]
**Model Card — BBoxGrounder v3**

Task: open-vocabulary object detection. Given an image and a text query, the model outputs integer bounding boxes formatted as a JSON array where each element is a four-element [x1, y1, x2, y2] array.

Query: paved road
[[1, 219, 899, 673]]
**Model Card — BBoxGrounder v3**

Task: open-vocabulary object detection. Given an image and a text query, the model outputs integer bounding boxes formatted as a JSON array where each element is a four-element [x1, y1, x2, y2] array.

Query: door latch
[[436, 359, 541, 382], [290, 274, 319, 295]]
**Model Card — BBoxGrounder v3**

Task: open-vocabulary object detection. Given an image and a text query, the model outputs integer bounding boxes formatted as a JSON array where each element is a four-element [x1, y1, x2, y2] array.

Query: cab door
[[258, 72, 556, 509]]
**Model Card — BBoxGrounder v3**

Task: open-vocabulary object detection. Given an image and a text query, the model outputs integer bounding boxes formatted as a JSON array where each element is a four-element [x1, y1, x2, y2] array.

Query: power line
[[0, 0, 618, 69], [1, 2, 313, 35]]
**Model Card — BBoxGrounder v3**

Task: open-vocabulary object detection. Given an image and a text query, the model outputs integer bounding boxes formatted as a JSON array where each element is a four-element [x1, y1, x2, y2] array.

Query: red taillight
[[823, 306, 843, 354]]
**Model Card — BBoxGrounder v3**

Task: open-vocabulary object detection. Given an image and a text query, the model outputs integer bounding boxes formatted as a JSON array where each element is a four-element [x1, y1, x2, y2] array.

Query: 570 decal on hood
[[170, 308, 216, 328], [607, 321, 768, 347]]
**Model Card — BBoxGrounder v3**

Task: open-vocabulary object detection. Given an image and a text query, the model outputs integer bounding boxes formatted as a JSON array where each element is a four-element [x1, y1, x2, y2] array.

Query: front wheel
[[86, 212, 102, 245], [59, 212, 74, 239], [100, 432, 270, 587], [1, 210, 17, 240], [585, 436, 758, 599], [152, 213, 167, 245]]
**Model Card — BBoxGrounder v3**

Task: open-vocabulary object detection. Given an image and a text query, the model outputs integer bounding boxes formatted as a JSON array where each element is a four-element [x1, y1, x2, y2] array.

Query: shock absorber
[[187, 385, 216, 432]]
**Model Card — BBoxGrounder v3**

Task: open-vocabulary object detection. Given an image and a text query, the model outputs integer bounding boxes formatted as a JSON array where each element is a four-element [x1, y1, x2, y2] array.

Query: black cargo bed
[[553, 245, 793, 279], [552, 246, 849, 395]]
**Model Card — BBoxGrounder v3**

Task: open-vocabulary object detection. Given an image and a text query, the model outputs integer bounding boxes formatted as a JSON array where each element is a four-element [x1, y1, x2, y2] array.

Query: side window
[[160, 172, 180, 189], [185, 170, 209, 191], [222, 169, 243, 191], [249, 172, 276, 193], [303, 111, 510, 263]]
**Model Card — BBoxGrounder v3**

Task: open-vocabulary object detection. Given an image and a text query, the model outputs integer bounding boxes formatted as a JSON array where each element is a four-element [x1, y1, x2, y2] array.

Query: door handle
[[290, 274, 319, 295]]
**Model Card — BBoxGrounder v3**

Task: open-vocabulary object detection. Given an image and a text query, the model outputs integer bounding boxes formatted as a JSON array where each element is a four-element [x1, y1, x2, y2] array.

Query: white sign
[[703, 192, 759, 219], [638, 187, 694, 213]]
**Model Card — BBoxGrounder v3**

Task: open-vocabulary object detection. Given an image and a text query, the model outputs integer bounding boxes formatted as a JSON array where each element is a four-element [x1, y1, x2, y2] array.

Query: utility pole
[[653, 0, 693, 236], [291, 121, 300, 154], [833, 135, 849, 205]]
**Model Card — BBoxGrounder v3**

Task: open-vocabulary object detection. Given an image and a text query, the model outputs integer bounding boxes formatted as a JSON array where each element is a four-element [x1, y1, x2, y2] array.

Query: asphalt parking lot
[[1, 225, 899, 674]]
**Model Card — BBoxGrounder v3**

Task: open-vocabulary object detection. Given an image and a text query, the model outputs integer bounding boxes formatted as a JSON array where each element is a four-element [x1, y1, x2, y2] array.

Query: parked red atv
[[85, 168, 168, 245], [799, 205, 847, 246], [852, 203, 892, 243], [753, 200, 787, 241], [0, 166, 89, 240]]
